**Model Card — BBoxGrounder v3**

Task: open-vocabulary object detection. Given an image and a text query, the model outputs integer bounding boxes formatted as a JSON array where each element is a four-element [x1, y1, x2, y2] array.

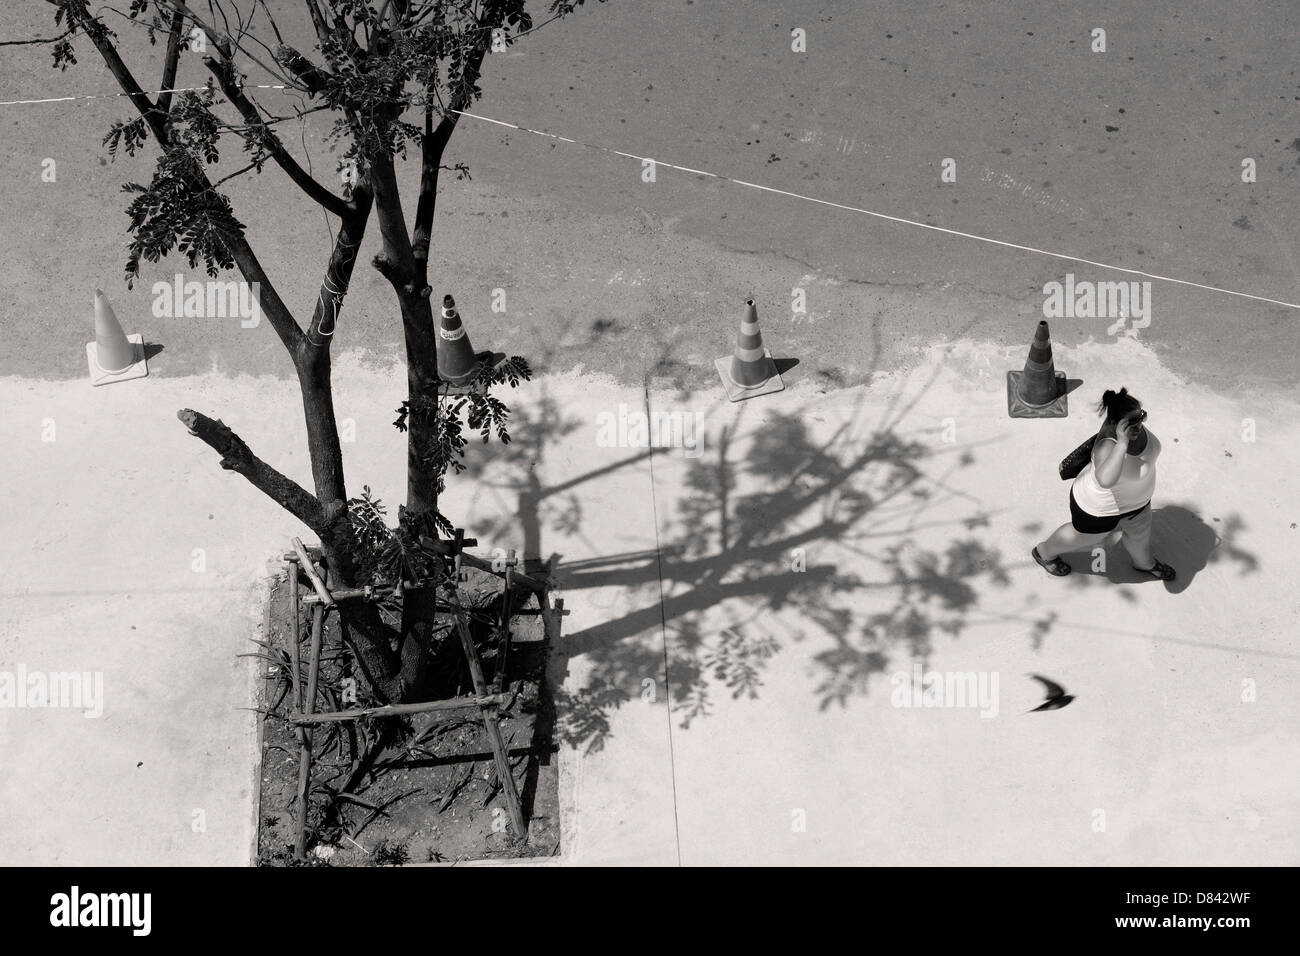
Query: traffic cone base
[[1007, 319, 1067, 418], [437, 294, 482, 386], [442, 350, 508, 395], [714, 349, 784, 402], [715, 298, 786, 402], [1006, 369, 1067, 418], [86, 333, 148, 386]]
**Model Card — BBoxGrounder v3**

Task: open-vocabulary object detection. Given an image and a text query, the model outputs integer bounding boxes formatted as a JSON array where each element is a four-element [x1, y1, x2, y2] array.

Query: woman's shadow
[[1075, 503, 1232, 594]]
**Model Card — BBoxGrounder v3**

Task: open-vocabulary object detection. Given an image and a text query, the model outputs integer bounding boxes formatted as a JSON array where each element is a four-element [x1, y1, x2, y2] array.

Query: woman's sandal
[[1032, 546, 1072, 577], [1134, 558, 1177, 581]]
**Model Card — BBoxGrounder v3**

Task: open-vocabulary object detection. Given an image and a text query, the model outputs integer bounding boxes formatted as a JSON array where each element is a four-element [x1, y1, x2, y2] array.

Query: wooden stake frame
[[282, 529, 546, 861]]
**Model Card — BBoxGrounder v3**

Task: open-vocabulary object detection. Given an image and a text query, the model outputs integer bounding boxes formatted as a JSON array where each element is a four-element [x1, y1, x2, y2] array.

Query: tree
[[40, 0, 604, 701]]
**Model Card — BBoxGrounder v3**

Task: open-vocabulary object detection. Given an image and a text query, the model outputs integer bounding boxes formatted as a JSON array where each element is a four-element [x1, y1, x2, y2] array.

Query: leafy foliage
[[239, 121, 277, 174], [345, 354, 532, 584], [344, 485, 445, 589], [168, 86, 224, 165], [52, 0, 603, 299], [103, 118, 149, 159], [392, 355, 532, 537], [47, 0, 601, 612], [51, 37, 78, 70], [120, 144, 244, 284], [51, 0, 115, 67], [370, 839, 410, 867], [295, 0, 605, 185]]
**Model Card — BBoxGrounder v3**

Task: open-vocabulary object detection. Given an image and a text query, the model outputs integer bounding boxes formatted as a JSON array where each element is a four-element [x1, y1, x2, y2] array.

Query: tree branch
[[66, 7, 168, 142], [153, 0, 301, 91], [201, 49, 352, 217], [223, 230, 308, 354], [254, 0, 285, 45], [57, 5, 307, 354], [410, 104, 445, 278], [370, 252, 402, 284], [177, 408, 326, 533], [273, 42, 330, 96], [411, 39, 487, 282], [212, 160, 259, 187], [155, 7, 187, 117], [304, 183, 375, 350], [0, 28, 73, 46], [328, 6, 367, 65], [301, 0, 333, 54], [369, 151, 418, 292]]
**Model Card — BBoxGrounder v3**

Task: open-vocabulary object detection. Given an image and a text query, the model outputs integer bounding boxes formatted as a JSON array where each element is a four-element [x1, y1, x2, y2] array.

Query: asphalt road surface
[[3, 1, 1297, 388]]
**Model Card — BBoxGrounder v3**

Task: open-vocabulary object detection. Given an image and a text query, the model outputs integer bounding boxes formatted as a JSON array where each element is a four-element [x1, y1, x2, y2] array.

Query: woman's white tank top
[[1071, 430, 1160, 515]]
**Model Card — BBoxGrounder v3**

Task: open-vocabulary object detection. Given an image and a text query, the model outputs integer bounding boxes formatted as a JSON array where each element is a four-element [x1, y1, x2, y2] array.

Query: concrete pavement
[[1, 331, 1296, 866]]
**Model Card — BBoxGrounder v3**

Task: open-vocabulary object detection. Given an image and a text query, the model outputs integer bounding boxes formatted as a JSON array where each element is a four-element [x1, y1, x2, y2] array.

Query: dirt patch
[[254, 566, 559, 866]]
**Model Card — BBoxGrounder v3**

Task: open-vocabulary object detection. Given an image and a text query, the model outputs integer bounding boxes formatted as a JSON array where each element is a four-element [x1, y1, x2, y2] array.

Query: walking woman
[[1032, 387, 1176, 580]]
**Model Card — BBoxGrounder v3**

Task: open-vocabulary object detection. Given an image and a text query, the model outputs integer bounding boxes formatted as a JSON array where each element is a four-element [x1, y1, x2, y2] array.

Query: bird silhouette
[[1028, 674, 1075, 712]]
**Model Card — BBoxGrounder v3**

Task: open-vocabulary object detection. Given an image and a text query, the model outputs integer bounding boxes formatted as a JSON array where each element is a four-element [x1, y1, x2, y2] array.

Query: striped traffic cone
[[1006, 320, 1067, 418], [437, 294, 480, 386], [86, 289, 148, 386], [714, 298, 785, 402]]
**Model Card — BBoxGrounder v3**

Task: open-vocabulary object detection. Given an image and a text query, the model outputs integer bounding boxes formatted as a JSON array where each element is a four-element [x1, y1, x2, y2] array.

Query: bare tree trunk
[[295, 348, 348, 512], [320, 532, 406, 704], [400, 291, 441, 525], [395, 290, 442, 698]]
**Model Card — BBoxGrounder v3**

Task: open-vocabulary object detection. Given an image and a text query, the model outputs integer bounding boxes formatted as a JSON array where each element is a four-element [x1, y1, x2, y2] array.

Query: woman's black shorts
[[1069, 490, 1150, 533]]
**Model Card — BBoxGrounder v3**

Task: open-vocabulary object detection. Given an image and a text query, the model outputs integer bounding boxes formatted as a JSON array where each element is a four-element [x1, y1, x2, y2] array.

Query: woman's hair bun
[[1097, 387, 1137, 420]]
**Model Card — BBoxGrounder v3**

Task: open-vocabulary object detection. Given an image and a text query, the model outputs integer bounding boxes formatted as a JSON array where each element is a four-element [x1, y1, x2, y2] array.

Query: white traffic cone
[[86, 289, 148, 386]]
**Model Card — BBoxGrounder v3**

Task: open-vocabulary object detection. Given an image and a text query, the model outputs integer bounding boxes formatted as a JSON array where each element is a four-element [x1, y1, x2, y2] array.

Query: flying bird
[[1027, 674, 1075, 712]]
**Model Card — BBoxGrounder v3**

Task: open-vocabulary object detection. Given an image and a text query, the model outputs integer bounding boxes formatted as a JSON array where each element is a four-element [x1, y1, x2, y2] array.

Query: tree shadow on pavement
[[464, 379, 1025, 753], [454, 312, 1048, 752]]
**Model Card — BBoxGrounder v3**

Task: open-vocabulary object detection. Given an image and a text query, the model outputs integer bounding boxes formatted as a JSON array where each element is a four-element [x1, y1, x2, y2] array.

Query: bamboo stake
[[458, 549, 549, 593], [422, 530, 476, 555], [288, 532, 550, 596], [300, 584, 399, 605], [418, 534, 549, 593], [293, 694, 505, 725], [448, 559, 526, 838], [282, 547, 322, 563], [491, 551, 515, 695], [293, 602, 325, 860], [287, 557, 302, 712], [291, 537, 334, 607]]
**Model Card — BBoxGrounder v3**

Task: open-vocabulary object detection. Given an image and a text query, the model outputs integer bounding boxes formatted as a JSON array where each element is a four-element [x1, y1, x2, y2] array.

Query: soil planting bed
[[255, 566, 559, 866]]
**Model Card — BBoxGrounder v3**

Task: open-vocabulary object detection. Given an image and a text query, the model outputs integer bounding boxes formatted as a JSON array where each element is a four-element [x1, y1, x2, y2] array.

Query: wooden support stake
[[293, 694, 505, 725], [283, 547, 322, 563], [417, 535, 549, 593], [416, 533, 478, 556], [291, 537, 334, 607], [491, 552, 515, 695], [448, 561, 526, 839], [300, 584, 398, 606], [462, 550, 549, 592], [285, 557, 311, 859], [287, 557, 302, 712], [293, 603, 325, 861]]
